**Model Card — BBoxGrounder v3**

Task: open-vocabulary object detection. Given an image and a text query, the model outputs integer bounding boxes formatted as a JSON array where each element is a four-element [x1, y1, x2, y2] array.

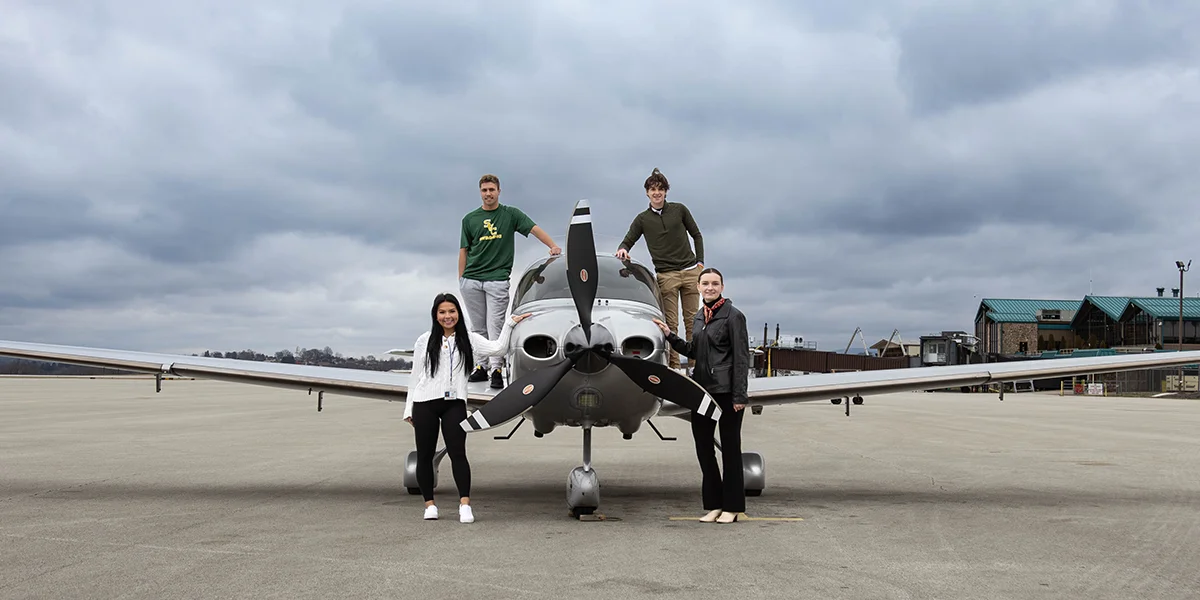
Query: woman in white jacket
[[403, 292, 531, 523]]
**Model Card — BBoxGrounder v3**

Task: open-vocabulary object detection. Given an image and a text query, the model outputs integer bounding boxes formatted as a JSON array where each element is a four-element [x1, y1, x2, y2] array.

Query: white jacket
[[403, 318, 516, 419]]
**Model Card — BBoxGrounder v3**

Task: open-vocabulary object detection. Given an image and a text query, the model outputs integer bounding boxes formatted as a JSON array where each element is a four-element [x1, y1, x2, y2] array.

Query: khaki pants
[[656, 265, 703, 369]]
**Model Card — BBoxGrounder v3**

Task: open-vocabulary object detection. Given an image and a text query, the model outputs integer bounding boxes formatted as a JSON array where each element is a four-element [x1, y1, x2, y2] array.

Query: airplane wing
[[6, 340, 1198, 410], [0, 340, 501, 405], [746, 351, 1200, 405]]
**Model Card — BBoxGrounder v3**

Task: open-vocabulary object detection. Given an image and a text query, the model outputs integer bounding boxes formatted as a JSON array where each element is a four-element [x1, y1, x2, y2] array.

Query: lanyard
[[444, 337, 454, 398]]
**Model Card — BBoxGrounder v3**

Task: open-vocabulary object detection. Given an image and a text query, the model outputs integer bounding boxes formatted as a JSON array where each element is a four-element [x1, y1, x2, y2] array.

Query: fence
[[755, 347, 908, 375], [1059, 368, 1200, 395]]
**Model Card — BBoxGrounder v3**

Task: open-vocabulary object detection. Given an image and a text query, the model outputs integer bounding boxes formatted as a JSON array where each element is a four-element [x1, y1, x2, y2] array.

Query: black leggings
[[411, 398, 471, 502], [690, 392, 746, 513]]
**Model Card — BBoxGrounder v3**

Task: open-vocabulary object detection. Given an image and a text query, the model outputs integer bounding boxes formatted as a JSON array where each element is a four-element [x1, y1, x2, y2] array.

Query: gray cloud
[[895, 1, 1197, 114], [339, 3, 538, 93], [808, 166, 1152, 238], [1, 0, 1198, 358]]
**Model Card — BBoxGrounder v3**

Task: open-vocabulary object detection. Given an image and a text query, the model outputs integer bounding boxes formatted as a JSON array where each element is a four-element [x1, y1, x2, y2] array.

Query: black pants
[[411, 398, 471, 502], [690, 393, 745, 512]]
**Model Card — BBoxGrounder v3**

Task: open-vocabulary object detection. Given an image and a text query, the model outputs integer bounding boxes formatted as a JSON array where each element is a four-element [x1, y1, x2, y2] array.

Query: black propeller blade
[[605, 354, 722, 421], [461, 355, 579, 432], [566, 199, 598, 343]]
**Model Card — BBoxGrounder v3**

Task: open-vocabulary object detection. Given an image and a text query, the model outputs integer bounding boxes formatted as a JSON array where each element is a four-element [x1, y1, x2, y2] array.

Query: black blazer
[[666, 298, 750, 404]]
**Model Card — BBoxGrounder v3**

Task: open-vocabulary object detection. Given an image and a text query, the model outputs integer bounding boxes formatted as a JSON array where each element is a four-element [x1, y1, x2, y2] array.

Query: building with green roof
[[974, 298, 1081, 355], [1119, 297, 1200, 348], [1070, 296, 1136, 349], [974, 292, 1200, 358]]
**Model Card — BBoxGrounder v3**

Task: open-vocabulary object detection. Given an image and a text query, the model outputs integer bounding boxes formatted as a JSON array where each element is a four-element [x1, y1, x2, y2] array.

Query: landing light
[[574, 388, 602, 408]]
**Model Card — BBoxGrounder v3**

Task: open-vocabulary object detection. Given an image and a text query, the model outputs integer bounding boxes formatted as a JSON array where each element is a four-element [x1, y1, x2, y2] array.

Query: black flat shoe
[[490, 369, 504, 389], [468, 366, 488, 383]]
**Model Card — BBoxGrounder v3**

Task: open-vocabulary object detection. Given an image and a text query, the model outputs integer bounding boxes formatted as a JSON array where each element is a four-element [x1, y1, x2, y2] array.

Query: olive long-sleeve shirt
[[617, 202, 704, 273]]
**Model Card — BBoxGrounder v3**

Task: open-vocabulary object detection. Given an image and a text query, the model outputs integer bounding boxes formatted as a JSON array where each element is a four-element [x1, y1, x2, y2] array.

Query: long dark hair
[[425, 293, 474, 378]]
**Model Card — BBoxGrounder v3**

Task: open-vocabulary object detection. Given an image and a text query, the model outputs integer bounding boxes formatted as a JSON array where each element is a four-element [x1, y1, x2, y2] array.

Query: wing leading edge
[[0, 340, 500, 405], [6, 340, 1199, 410], [747, 351, 1200, 405]]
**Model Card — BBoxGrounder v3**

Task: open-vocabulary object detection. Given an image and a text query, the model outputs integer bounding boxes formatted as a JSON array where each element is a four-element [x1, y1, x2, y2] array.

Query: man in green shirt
[[460, 173, 561, 388], [615, 168, 704, 370]]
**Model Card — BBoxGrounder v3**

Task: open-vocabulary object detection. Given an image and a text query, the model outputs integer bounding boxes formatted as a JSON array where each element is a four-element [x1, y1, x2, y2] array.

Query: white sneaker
[[423, 505, 438, 520], [459, 504, 474, 523]]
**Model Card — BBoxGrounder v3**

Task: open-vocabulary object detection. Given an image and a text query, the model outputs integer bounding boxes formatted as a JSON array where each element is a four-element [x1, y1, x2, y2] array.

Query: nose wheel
[[568, 468, 599, 517], [567, 426, 600, 517]]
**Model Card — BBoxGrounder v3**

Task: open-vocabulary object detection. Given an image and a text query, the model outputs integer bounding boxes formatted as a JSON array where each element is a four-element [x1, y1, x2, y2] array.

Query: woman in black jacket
[[654, 267, 751, 524]]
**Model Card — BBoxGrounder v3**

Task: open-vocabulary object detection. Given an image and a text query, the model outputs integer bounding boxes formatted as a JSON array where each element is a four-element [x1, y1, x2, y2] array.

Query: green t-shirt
[[460, 204, 536, 281]]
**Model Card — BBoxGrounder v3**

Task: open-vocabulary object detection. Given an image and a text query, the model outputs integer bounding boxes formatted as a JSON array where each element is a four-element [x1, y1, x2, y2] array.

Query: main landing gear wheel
[[402, 447, 448, 495], [743, 451, 765, 497], [716, 440, 767, 497]]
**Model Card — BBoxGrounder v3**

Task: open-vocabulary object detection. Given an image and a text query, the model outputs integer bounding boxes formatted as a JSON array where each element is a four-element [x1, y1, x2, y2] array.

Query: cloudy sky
[[2, 1, 1198, 358]]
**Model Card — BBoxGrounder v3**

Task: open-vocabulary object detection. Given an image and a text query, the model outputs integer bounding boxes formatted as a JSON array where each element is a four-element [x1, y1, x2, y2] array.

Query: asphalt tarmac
[[2, 377, 1199, 599]]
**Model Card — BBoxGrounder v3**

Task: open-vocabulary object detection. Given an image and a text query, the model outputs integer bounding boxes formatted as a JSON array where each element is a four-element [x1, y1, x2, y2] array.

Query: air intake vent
[[620, 336, 654, 359], [522, 335, 558, 359]]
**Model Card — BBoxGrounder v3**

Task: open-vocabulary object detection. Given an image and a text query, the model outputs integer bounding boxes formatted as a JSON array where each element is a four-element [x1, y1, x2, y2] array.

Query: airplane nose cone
[[564, 323, 615, 374]]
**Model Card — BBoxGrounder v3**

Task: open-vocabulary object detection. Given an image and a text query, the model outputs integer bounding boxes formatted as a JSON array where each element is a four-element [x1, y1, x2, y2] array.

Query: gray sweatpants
[[459, 278, 511, 370]]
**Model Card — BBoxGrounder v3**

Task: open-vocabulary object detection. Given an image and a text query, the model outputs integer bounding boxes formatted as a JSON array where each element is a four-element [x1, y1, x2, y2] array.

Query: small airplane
[[5, 199, 1200, 517]]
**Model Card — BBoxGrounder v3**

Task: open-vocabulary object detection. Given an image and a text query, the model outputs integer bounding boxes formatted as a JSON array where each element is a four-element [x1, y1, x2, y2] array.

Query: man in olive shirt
[[460, 173, 561, 388], [615, 168, 704, 370]]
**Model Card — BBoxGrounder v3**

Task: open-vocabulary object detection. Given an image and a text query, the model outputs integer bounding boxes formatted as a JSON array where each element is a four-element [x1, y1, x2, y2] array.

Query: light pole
[[1176, 260, 1191, 391]]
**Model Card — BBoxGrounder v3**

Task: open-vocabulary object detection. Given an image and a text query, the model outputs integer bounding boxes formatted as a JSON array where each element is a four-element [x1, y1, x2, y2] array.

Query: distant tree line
[[0, 347, 411, 376], [0, 360, 134, 376]]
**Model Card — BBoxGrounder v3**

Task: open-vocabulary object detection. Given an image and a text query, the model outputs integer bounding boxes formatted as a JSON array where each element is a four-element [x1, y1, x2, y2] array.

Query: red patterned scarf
[[703, 297, 726, 324]]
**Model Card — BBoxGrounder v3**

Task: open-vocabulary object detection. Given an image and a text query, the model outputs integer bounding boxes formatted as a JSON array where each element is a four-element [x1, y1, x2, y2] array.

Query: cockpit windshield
[[513, 255, 661, 309]]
